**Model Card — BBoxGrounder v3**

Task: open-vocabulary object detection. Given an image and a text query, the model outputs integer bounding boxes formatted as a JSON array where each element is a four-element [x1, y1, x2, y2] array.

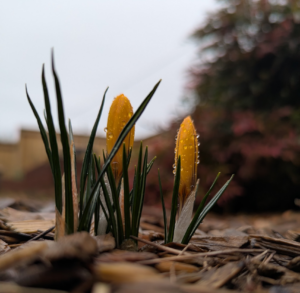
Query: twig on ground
[[130, 235, 191, 255], [28, 225, 55, 242], [138, 248, 266, 265]]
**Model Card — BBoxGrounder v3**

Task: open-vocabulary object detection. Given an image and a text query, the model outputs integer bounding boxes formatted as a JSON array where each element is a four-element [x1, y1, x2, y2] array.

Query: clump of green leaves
[[159, 159, 233, 244], [26, 51, 160, 247], [27, 51, 233, 249], [158, 115, 234, 244]]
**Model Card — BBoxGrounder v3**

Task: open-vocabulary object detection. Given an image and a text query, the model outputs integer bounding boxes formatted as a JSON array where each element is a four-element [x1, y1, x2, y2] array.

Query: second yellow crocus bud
[[174, 116, 199, 214], [106, 94, 135, 183]]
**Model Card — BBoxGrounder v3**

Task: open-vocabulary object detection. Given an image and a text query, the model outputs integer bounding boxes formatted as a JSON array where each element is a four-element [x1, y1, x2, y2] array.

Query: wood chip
[[43, 231, 97, 262], [138, 249, 264, 265], [190, 236, 249, 250], [131, 236, 190, 255], [181, 284, 244, 293], [195, 261, 244, 288], [113, 281, 186, 293], [250, 259, 300, 285], [94, 233, 116, 253], [0, 281, 68, 293], [93, 262, 162, 283], [0, 207, 54, 222], [0, 220, 9, 230], [250, 234, 300, 256], [0, 198, 15, 209], [6, 220, 55, 234], [155, 261, 199, 273], [288, 256, 300, 271], [97, 250, 157, 263], [0, 239, 10, 254], [92, 283, 111, 293], [0, 241, 49, 271]]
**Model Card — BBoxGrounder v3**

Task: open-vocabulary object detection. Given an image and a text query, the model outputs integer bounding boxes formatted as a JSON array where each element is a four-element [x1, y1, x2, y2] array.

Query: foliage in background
[[145, 0, 300, 212]]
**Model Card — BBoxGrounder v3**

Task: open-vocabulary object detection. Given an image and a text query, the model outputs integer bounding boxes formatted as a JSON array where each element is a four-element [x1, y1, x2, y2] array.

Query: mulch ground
[[1, 198, 300, 292]]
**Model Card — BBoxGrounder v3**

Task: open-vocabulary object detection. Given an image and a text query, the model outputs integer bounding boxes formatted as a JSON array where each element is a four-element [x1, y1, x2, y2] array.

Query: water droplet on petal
[[184, 146, 187, 150], [104, 127, 108, 132], [197, 160, 200, 164], [128, 113, 132, 118], [196, 135, 200, 138]]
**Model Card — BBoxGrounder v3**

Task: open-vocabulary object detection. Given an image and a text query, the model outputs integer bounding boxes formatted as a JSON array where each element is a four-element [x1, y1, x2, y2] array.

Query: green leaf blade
[[52, 51, 74, 234], [79, 87, 108, 219], [182, 174, 234, 244], [158, 169, 167, 243], [168, 156, 181, 243], [131, 143, 143, 237], [135, 146, 148, 235], [41, 65, 63, 214], [122, 144, 131, 239], [106, 162, 124, 245]]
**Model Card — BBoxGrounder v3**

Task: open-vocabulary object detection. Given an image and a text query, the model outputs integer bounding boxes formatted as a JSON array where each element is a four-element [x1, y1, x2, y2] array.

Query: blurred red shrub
[[144, 1, 300, 212]]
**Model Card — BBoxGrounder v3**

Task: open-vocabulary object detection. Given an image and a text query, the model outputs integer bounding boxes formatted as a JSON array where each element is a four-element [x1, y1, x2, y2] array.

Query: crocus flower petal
[[174, 116, 199, 214], [106, 94, 135, 183]]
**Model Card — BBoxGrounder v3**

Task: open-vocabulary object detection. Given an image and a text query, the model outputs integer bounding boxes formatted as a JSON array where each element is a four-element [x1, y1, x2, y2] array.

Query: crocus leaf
[[167, 156, 181, 243], [135, 146, 148, 235], [25, 86, 53, 173], [79, 87, 108, 219], [122, 144, 131, 238], [131, 143, 143, 237], [158, 169, 167, 243], [41, 65, 63, 214], [181, 175, 234, 244], [52, 50, 73, 234]]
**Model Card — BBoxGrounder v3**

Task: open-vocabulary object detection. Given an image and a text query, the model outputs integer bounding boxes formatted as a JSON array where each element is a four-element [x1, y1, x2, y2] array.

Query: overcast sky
[[0, 0, 219, 141]]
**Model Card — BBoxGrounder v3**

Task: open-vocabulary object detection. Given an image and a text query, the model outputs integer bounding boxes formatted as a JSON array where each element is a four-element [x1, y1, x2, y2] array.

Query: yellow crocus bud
[[106, 94, 135, 183], [174, 116, 199, 215]]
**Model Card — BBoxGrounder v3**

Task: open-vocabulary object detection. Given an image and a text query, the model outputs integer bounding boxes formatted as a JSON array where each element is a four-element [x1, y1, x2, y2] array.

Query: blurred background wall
[[0, 129, 106, 197]]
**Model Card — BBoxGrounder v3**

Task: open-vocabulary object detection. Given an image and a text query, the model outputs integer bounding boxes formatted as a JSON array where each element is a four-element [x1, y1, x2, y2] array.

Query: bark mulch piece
[[1, 202, 300, 292]]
